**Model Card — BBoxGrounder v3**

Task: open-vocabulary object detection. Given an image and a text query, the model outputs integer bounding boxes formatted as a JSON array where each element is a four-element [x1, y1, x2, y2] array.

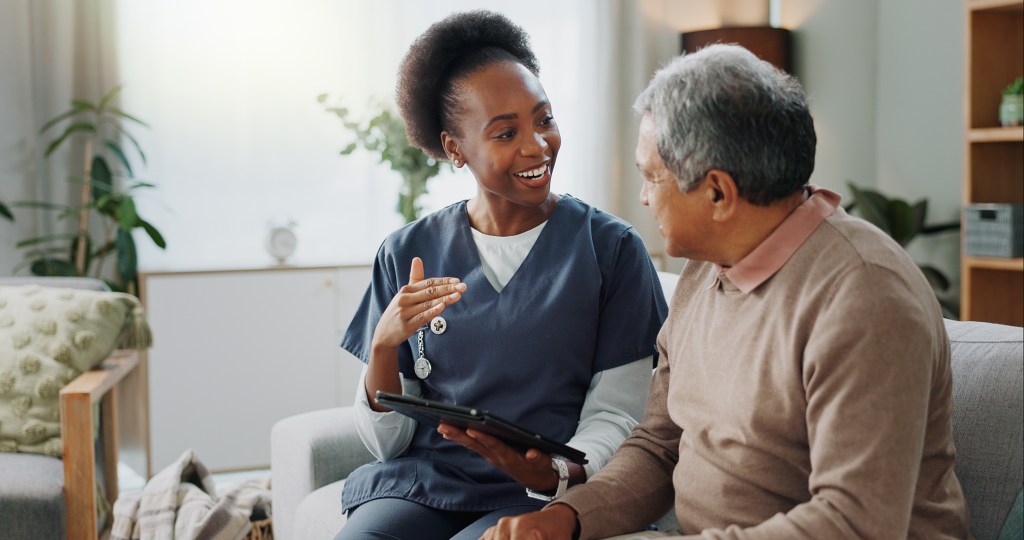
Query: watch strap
[[526, 455, 570, 501]]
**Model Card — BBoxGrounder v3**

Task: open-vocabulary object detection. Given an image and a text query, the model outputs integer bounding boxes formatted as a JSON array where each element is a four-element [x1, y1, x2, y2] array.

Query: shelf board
[[969, 0, 1024, 12], [969, 127, 1024, 142], [964, 255, 1024, 271]]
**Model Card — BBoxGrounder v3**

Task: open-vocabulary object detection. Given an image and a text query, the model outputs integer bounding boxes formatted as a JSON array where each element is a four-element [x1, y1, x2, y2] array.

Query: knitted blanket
[[111, 449, 271, 540]]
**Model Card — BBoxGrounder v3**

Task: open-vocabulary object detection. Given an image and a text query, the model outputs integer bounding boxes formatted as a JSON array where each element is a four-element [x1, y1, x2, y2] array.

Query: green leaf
[[111, 124, 148, 165], [116, 228, 138, 288], [921, 221, 961, 235], [129, 181, 157, 190], [118, 197, 138, 230], [45, 122, 96, 157], [29, 257, 80, 277], [316, 93, 328, 103], [918, 264, 950, 291], [98, 85, 123, 111], [107, 107, 149, 127], [104, 140, 134, 177], [16, 233, 78, 248], [91, 156, 114, 200], [340, 143, 358, 155], [139, 218, 167, 249], [37, 103, 91, 135], [71, 99, 97, 111], [0, 201, 12, 221], [887, 199, 916, 246], [846, 182, 891, 234], [10, 201, 67, 211]]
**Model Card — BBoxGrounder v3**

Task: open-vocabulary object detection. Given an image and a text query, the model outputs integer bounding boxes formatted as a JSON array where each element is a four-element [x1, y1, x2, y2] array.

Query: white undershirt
[[352, 221, 652, 479]]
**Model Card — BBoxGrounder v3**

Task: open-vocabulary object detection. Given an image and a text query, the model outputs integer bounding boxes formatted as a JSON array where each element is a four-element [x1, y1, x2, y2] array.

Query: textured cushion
[[293, 480, 347, 539], [945, 319, 1024, 540], [0, 452, 66, 539], [0, 284, 141, 457]]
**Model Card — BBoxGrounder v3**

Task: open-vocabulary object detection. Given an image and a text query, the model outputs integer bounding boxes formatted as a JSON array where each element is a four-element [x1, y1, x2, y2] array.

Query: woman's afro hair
[[396, 10, 539, 160]]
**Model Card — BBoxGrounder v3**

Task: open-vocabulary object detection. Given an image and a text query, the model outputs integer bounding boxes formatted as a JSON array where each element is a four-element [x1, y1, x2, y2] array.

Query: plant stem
[[75, 138, 95, 275]]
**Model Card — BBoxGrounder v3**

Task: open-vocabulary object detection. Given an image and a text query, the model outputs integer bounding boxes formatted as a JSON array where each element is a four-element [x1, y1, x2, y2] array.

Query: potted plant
[[12, 85, 166, 295], [319, 94, 447, 224], [1000, 76, 1023, 127], [845, 182, 960, 317]]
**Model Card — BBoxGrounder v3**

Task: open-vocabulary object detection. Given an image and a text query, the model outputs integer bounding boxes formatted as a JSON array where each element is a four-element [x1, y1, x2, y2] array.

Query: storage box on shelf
[[962, 0, 1024, 326]]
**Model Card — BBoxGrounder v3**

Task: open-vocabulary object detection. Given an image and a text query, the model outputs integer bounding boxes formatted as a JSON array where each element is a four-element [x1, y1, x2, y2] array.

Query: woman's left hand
[[437, 423, 558, 492]]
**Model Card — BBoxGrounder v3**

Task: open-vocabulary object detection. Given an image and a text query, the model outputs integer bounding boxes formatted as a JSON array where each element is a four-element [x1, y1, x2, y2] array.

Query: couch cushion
[[293, 479, 347, 539], [945, 319, 1024, 540], [0, 452, 66, 539], [0, 284, 142, 457]]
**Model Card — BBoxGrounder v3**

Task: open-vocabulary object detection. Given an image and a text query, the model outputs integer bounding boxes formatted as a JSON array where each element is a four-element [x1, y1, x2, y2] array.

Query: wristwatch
[[526, 456, 569, 501]]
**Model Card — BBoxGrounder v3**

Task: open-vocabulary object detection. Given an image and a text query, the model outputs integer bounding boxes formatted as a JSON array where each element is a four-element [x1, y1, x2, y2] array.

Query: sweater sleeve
[[558, 337, 681, 539]]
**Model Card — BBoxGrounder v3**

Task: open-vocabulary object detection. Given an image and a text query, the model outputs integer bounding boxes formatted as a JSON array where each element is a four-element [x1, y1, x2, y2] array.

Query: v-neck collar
[[456, 197, 566, 297]]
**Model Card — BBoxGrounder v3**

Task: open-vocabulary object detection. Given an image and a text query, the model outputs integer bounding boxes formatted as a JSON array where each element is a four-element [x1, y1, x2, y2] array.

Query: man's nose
[[639, 182, 649, 206]]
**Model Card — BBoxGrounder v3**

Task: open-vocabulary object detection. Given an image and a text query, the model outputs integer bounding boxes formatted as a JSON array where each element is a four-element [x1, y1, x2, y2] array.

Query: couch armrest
[[271, 406, 374, 540], [60, 349, 141, 540]]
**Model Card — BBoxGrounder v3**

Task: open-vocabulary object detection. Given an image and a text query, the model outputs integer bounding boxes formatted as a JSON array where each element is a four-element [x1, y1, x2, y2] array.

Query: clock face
[[267, 226, 297, 262]]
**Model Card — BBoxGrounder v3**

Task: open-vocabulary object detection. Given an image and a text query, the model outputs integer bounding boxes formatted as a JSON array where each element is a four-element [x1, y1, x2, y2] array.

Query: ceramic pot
[[1000, 94, 1023, 127]]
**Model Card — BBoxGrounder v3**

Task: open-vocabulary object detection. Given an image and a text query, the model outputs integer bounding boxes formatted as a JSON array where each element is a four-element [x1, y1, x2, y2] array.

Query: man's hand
[[438, 425, 558, 492], [481, 503, 579, 539]]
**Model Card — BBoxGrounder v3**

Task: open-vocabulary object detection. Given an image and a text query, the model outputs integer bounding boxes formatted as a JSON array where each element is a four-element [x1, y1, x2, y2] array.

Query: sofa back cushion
[[945, 319, 1024, 540]]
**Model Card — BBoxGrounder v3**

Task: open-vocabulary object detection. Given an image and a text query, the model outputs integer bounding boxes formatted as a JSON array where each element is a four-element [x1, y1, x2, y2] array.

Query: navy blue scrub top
[[340, 195, 667, 513]]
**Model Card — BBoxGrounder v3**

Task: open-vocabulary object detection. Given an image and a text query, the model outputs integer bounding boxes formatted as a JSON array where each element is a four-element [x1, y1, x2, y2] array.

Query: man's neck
[[717, 190, 808, 267]]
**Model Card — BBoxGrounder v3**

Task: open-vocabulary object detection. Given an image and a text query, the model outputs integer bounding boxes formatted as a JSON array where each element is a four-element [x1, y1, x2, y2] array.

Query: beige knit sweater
[[560, 208, 971, 539]]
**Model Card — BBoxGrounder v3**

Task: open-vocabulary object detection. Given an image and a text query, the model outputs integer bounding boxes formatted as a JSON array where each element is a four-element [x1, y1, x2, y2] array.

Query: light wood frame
[[59, 349, 141, 540]]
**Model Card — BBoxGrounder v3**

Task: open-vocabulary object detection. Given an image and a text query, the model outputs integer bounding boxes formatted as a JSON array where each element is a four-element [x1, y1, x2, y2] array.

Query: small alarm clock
[[266, 221, 297, 265]]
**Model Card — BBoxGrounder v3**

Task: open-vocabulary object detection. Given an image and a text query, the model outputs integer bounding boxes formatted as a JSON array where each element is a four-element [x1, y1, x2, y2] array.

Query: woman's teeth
[[514, 165, 547, 179]]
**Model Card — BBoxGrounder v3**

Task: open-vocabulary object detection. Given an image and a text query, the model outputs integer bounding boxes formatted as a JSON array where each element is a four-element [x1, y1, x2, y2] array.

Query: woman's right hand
[[371, 257, 466, 349]]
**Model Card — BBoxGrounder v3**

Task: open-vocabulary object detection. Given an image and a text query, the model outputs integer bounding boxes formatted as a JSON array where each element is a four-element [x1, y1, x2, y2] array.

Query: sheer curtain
[[0, 0, 120, 274], [115, 0, 622, 271]]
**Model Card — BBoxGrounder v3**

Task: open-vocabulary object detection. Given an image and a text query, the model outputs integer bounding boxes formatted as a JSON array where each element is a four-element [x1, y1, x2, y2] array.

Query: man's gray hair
[[634, 44, 816, 206]]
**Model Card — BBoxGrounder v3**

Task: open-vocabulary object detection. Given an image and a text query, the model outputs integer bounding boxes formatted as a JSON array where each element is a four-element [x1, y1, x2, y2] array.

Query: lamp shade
[[681, 27, 793, 74]]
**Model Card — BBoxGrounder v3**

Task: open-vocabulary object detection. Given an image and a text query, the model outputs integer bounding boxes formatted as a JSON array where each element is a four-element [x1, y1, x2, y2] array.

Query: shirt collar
[[709, 186, 841, 294]]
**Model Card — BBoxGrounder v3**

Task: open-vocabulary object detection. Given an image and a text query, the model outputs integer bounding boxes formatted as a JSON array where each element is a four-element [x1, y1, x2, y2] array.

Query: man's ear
[[440, 132, 462, 166], [705, 170, 739, 222]]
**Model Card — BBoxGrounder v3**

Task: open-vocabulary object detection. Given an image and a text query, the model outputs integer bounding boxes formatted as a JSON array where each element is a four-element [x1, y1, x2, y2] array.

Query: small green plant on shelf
[[1000, 76, 1023, 127], [319, 94, 448, 224], [845, 182, 960, 317], [13, 85, 166, 295]]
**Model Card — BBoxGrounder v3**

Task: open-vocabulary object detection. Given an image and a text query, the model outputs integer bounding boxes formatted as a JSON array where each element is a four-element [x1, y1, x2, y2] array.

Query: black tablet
[[375, 391, 588, 465]]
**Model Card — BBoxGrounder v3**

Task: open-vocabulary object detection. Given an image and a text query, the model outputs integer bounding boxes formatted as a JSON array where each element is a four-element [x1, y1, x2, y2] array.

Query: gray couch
[[271, 278, 1024, 539]]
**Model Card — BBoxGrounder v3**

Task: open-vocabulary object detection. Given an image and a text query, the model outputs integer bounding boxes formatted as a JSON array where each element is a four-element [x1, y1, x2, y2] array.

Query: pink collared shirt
[[712, 186, 841, 293]]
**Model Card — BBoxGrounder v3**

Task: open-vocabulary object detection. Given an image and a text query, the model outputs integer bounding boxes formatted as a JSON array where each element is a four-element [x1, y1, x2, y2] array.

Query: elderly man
[[482, 44, 970, 539]]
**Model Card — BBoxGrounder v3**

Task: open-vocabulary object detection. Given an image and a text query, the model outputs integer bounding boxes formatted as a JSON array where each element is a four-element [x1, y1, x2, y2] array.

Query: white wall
[[875, 0, 964, 302]]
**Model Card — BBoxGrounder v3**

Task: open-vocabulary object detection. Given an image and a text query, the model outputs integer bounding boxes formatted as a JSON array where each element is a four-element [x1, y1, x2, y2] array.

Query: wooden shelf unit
[[962, 0, 1024, 326]]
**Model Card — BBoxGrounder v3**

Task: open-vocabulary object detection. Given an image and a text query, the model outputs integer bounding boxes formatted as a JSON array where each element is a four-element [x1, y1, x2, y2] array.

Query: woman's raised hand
[[371, 257, 467, 349]]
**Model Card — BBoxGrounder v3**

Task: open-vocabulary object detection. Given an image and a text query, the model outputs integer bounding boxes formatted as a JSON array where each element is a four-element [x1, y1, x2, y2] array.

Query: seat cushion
[[293, 479, 347, 539], [0, 453, 66, 539], [945, 319, 1024, 540]]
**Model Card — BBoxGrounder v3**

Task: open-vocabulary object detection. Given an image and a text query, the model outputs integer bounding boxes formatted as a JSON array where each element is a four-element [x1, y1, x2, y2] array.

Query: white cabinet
[[141, 265, 371, 473]]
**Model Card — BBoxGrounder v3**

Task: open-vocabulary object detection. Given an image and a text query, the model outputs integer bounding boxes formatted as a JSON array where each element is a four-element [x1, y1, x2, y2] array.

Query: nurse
[[336, 10, 667, 540]]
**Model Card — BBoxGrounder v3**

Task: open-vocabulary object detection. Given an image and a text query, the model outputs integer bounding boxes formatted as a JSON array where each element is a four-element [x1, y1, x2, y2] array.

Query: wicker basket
[[245, 518, 273, 540]]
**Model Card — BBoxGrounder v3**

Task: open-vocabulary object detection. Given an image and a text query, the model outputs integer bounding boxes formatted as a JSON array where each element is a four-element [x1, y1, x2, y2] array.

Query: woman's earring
[[453, 159, 461, 167]]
